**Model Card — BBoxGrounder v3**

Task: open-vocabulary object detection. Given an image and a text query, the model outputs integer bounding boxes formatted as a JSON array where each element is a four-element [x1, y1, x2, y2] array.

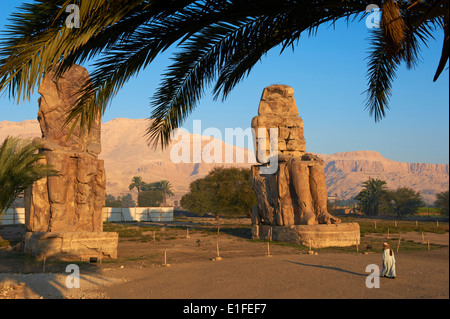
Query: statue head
[[37, 64, 101, 154], [251, 85, 306, 163]]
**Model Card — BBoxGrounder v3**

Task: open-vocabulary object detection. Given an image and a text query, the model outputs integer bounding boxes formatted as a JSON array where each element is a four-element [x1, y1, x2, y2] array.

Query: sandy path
[[1, 221, 448, 301], [91, 247, 448, 299]]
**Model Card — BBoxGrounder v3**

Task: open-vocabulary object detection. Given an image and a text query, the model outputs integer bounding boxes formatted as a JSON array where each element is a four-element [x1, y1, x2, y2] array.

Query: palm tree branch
[[62, 1, 248, 136], [147, 3, 366, 147], [364, 28, 402, 121]]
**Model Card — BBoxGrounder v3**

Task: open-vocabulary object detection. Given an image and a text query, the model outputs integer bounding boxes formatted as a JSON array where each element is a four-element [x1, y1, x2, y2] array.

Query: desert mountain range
[[1, 118, 448, 204]]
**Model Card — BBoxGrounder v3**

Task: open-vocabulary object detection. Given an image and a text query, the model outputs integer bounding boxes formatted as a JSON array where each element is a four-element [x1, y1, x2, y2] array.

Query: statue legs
[[288, 158, 316, 225], [309, 160, 341, 224], [250, 154, 341, 226], [287, 155, 341, 225]]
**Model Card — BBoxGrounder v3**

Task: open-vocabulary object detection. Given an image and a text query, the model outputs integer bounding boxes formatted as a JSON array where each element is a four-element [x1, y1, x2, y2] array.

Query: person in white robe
[[381, 242, 396, 279]]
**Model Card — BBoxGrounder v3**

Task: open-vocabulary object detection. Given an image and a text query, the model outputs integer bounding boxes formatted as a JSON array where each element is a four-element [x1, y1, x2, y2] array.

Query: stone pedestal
[[251, 223, 360, 248], [23, 232, 119, 261]]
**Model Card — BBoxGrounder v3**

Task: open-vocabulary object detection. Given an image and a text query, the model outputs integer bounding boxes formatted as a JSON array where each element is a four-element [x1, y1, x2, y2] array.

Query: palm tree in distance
[[131, 178, 174, 205], [0, 136, 57, 220], [0, 0, 447, 147], [355, 178, 389, 216], [129, 176, 144, 193], [158, 180, 175, 206]]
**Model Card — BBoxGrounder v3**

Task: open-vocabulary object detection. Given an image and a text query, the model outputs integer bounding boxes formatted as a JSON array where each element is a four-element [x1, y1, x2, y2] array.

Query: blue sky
[[0, 1, 448, 164]]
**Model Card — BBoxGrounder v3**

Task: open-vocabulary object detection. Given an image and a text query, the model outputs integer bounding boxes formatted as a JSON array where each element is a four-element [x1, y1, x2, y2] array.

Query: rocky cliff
[[319, 151, 448, 202], [1, 118, 448, 204]]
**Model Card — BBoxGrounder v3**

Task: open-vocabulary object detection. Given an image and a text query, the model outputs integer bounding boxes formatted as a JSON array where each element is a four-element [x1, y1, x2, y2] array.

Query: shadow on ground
[[283, 260, 367, 277]]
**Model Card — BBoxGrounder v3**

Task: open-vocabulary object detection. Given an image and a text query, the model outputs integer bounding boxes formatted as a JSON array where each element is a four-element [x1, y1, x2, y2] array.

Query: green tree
[[435, 190, 449, 216], [158, 180, 174, 206], [138, 180, 174, 206], [120, 193, 136, 207], [181, 167, 256, 218], [105, 194, 122, 207], [388, 187, 424, 216], [140, 181, 161, 192], [129, 176, 144, 193], [138, 189, 164, 207], [355, 178, 389, 216], [181, 178, 214, 215], [105, 193, 136, 207], [0, 1, 446, 147], [130, 178, 175, 206], [0, 136, 56, 220]]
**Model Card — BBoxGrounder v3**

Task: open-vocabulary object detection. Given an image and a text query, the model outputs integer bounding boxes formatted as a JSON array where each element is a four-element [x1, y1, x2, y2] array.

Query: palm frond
[[0, 0, 150, 103], [146, 1, 367, 147], [407, 0, 449, 80], [364, 28, 402, 121], [0, 0, 447, 150], [0, 136, 57, 216], [63, 0, 233, 138], [148, 17, 270, 148], [382, 0, 407, 55]]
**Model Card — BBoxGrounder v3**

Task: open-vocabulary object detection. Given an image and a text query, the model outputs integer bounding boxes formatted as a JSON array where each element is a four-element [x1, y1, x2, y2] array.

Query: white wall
[[1, 207, 174, 225], [0, 208, 25, 225], [102, 207, 174, 222]]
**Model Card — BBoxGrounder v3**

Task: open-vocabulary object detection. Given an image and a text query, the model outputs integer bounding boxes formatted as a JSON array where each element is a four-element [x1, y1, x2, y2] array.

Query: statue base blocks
[[23, 231, 119, 261], [252, 223, 360, 248]]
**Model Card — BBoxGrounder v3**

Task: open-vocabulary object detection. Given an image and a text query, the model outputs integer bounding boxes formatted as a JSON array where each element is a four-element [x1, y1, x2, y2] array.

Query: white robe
[[381, 248, 396, 278]]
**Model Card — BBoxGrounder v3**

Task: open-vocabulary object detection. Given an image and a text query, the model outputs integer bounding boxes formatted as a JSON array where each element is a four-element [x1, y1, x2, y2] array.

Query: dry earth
[[0, 218, 448, 302]]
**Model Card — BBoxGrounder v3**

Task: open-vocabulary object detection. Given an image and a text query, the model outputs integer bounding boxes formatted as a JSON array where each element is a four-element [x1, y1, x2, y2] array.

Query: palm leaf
[[364, 28, 402, 121], [382, 0, 407, 55], [0, 0, 447, 150], [0, 136, 57, 217], [147, 1, 367, 147]]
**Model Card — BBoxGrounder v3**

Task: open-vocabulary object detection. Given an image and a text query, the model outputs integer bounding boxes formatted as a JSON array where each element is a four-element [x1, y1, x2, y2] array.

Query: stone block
[[23, 231, 119, 261]]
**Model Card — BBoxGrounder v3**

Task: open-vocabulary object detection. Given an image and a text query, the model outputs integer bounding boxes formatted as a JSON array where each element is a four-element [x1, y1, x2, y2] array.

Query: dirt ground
[[0, 217, 448, 301]]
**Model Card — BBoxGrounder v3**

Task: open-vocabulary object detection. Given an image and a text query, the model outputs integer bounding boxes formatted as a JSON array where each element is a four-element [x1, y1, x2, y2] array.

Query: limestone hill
[[1, 118, 447, 204]]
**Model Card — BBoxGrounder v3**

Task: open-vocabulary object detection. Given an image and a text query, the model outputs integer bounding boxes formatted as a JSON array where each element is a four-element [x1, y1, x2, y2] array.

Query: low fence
[[1, 207, 173, 225]]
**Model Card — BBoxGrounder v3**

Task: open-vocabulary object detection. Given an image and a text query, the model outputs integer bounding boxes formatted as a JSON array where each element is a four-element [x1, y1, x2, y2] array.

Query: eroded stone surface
[[23, 232, 119, 260], [251, 223, 360, 248], [23, 65, 116, 259], [25, 65, 105, 233], [252, 85, 306, 161], [37, 64, 101, 154], [250, 85, 341, 227]]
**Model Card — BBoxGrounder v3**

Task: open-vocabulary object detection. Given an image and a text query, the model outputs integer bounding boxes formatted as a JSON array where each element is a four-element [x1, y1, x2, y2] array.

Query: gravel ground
[[0, 220, 448, 301]]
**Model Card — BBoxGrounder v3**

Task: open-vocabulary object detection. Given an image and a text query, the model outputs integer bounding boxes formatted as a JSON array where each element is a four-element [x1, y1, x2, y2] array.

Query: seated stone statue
[[25, 64, 105, 233], [250, 85, 341, 226]]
